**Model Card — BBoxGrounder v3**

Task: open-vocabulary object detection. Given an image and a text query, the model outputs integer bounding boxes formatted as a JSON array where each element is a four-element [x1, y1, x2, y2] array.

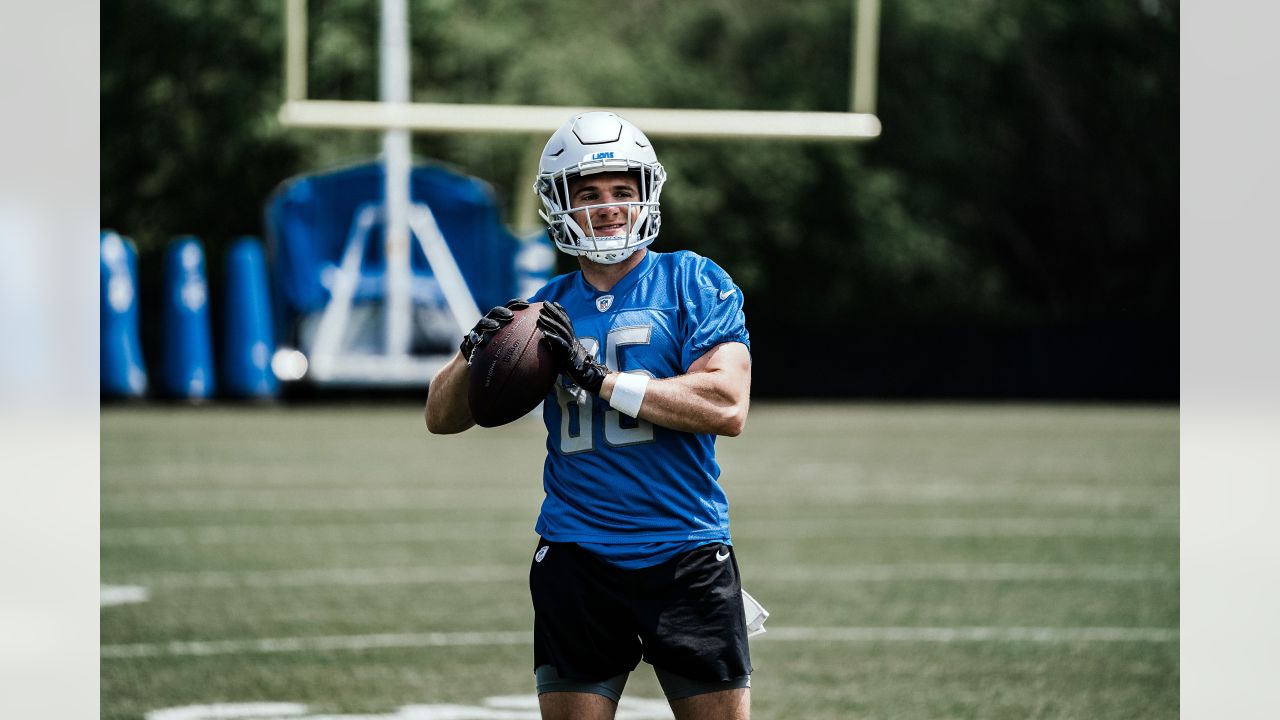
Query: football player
[[426, 111, 754, 720]]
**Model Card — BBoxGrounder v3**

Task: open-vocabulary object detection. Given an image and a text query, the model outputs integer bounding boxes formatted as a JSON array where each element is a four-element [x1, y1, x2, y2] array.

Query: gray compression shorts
[[535, 664, 751, 703]]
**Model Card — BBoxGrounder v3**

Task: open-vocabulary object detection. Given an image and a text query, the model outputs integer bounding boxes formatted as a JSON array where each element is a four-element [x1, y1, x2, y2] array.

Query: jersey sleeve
[[679, 254, 750, 371]]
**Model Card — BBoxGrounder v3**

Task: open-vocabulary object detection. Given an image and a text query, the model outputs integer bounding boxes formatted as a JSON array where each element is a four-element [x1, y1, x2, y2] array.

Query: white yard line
[[123, 566, 529, 588], [100, 584, 150, 606], [100, 521, 524, 546], [742, 517, 1180, 538], [142, 696, 674, 720], [101, 625, 1178, 659], [99, 482, 1174, 512], [101, 487, 540, 513], [101, 631, 531, 659], [763, 626, 1180, 643], [111, 563, 1176, 590], [100, 518, 1178, 546], [752, 563, 1178, 582]]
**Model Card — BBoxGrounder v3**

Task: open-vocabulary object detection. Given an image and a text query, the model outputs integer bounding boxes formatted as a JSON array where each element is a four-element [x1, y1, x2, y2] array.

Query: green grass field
[[101, 402, 1178, 720]]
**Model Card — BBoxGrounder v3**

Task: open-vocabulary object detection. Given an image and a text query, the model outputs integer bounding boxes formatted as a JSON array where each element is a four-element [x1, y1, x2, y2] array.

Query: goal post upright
[[380, 0, 413, 359], [852, 0, 881, 115], [285, 0, 307, 102]]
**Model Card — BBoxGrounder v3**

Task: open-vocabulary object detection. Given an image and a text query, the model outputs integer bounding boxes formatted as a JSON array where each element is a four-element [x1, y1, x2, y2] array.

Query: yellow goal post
[[271, 0, 881, 387], [279, 0, 882, 140]]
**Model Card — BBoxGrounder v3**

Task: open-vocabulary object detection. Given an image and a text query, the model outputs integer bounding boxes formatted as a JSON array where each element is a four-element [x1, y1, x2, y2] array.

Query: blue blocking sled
[[265, 161, 553, 360], [221, 237, 279, 398], [100, 230, 149, 398], [160, 235, 215, 400]]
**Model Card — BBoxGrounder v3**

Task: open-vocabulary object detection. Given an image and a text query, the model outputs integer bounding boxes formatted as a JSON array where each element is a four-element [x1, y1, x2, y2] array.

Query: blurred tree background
[[101, 0, 1178, 399]]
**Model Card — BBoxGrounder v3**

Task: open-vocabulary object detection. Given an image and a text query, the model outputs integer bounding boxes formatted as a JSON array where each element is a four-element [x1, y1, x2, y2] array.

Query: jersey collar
[[577, 249, 658, 302]]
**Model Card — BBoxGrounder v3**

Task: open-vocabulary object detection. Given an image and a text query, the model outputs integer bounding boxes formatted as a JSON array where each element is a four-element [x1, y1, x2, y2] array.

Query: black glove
[[538, 301, 609, 394], [460, 298, 530, 363]]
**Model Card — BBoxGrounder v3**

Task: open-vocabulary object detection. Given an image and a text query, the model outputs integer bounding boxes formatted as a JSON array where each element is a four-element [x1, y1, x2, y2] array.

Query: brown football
[[467, 302, 559, 428]]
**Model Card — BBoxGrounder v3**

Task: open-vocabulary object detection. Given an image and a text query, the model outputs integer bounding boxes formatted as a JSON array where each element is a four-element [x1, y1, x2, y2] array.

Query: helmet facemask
[[538, 162, 666, 265], [534, 112, 667, 265]]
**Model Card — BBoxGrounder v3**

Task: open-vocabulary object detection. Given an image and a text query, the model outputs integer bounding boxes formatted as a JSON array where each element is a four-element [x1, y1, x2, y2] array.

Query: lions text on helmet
[[535, 112, 667, 265]]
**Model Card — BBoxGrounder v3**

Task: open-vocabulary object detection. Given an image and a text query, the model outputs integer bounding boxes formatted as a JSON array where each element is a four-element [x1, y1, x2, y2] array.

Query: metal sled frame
[[302, 200, 481, 386]]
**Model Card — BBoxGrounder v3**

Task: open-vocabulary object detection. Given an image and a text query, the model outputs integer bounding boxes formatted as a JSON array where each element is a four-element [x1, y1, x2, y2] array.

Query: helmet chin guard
[[534, 112, 667, 265]]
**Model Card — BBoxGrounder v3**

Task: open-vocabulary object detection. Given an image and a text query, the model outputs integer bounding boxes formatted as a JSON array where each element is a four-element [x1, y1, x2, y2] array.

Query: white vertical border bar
[[0, 4, 100, 717], [1181, 1, 1280, 717], [380, 0, 412, 356]]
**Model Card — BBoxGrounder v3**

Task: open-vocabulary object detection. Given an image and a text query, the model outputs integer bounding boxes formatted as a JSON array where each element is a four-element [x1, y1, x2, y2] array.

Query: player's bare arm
[[600, 341, 751, 437], [424, 351, 475, 434], [539, 301, 751, 437]]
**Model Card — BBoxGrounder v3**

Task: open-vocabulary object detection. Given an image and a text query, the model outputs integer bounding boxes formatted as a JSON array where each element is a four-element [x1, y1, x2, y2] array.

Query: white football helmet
[[534, 112, 667, 265]]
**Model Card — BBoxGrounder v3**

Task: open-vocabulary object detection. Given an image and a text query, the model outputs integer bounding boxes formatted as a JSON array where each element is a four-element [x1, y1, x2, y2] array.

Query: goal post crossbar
[[279, 99, 881, 141]]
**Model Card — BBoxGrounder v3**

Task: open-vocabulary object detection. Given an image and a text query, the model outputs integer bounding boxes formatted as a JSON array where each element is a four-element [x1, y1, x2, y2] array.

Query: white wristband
[[610, 373, 650, 418]]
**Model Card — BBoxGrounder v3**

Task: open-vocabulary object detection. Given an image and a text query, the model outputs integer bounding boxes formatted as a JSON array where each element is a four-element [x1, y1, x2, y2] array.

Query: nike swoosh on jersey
[[718, 288, 736, 301]]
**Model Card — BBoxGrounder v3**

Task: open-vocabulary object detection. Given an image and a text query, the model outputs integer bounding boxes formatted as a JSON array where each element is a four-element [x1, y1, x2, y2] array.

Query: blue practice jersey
[[528, 250, 750, 566]]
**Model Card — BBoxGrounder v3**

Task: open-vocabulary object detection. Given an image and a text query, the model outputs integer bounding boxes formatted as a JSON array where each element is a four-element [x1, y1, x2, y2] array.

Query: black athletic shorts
[[529, 538, 753, 683]]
